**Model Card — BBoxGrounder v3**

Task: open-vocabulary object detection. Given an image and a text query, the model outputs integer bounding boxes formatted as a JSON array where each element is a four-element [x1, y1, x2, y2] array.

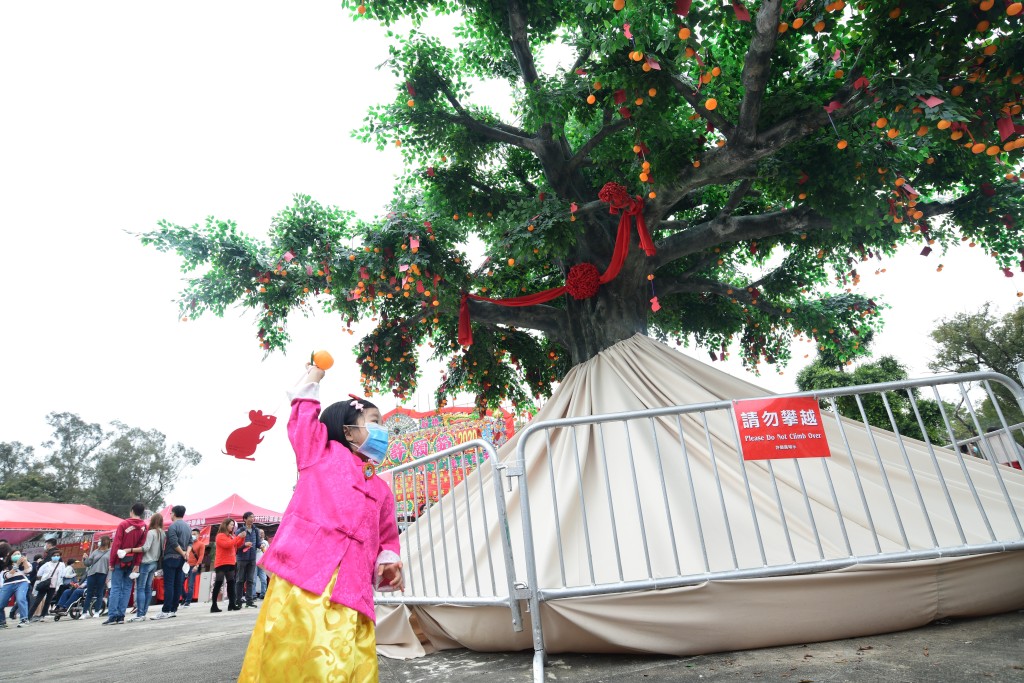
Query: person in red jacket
[[210, 518, 250, 613]]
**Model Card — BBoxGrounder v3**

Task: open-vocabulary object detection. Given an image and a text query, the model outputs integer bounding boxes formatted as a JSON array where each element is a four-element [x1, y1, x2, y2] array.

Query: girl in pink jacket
[[239, 364, 403, 682]]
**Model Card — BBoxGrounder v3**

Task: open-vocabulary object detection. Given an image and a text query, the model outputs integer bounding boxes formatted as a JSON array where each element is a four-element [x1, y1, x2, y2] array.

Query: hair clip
[[350, 400, 364, 411]]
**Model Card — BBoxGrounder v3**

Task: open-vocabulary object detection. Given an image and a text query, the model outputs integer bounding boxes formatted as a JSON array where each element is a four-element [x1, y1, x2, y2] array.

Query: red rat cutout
[[223, 410, 277, 461]]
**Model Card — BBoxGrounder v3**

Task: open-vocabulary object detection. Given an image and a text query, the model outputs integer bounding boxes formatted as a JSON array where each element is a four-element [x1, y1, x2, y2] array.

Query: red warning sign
[[732, 397, 830, 461]]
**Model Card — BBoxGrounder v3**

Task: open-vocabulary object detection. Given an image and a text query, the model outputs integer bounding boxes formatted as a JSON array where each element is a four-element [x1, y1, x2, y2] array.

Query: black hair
[[44, 539, 57, 548], [172, 505, 186, 519], [242, 511, 254, 521], [320, 396, 378, 450], [0, 541, 10, 567], [33, 554, 43, 562], [131, 502, 145, 517]]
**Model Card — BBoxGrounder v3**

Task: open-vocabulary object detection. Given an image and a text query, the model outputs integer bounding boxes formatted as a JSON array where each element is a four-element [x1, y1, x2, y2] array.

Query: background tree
[[142, 0, 1023, 410], [929, 302, 1024, 432], [0, 413, 202, 514], [89, 422, 202, 515], [796, 346, 965, 445], [0, 442, 62, 502], [41, 412, 103, 503]]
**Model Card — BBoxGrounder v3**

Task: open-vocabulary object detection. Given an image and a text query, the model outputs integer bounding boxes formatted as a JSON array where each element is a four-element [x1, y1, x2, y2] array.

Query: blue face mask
[[10, 553, 21, 563], [355, 423, 389, 465], [51, 556, 61, 563]]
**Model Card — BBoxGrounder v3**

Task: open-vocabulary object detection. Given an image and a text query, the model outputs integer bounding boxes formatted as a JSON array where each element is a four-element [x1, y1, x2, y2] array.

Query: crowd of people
[[0, 504, 273, 628]]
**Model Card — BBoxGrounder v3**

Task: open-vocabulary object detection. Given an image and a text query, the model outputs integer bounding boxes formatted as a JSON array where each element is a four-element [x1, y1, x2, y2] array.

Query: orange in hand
[[311, 350, 335, 370]]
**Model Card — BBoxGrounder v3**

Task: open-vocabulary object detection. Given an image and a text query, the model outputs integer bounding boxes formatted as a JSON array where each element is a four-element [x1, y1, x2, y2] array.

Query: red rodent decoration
[[223, 410, 277, 461], [458, 181, 656, 346], [565, 262, 601, 300]]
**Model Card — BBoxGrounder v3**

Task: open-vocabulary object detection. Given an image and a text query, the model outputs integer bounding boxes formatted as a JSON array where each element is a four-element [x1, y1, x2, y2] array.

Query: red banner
[[732, 397, 830, 460]]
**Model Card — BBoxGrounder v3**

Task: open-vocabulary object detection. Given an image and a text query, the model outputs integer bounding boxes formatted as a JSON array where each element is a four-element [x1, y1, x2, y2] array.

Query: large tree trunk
[[561, 249, 650, 366]]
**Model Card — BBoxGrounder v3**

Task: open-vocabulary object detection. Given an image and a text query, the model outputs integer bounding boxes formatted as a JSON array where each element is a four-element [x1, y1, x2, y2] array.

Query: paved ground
[[2, 603, 1022, 682]]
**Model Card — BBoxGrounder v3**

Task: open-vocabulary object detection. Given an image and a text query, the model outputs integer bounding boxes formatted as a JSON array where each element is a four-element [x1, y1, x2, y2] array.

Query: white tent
[[377, 335, 1024, 658]]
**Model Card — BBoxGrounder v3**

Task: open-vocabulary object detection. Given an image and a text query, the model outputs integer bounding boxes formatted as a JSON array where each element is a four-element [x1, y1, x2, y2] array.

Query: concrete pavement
[[2, 602, 1022, 682]]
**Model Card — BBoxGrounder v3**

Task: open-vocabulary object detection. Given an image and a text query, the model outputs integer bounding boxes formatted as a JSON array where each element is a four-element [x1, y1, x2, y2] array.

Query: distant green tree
[[89, 422, 202, 516], [0, 441, 62, 502], [929, 303, 1024, 433], [797, 353, 964, 445], [41, 412, 103, 503], [0, 415, 202, 515]]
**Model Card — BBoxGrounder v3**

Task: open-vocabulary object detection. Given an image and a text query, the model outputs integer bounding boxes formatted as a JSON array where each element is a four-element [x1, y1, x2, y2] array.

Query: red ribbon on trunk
[[458, 183, 656, 347]]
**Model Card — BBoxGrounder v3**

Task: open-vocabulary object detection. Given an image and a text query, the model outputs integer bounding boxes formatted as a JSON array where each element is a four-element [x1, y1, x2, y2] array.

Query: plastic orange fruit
[[678, 27, 691, 39], [587, 94, 596, 104], [876, 117, 888, 128], [976, 20, 990, 32], [937, 119, 951, 130], [357, 4, 366, 14], [792, 17, 804, 28], [951, 85, 964, 96], [972, 142, 986, 153], [705, 98, 718, 110], [778, 22, 789, 33], [1009, 2, 1023, 16], [837, 139, 848, 149], [986, 145, 1000, 155], [312, 350, 335, 370], [613, 0, 625, 9], [888, 7, 901, 18], [887, 128, 899, 138], [980, 0, 994, 8]]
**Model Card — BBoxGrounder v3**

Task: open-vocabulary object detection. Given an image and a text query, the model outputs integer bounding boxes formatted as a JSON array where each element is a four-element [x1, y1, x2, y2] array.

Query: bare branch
[[667, 73, 735, 137], [467, 297, 566, 343], [567, 118, 632, 174], [733, 0, 783, 145]]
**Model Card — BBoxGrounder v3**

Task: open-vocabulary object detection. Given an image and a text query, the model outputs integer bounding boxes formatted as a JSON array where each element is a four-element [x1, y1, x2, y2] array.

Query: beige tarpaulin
[[377, 335, 1024, 658]]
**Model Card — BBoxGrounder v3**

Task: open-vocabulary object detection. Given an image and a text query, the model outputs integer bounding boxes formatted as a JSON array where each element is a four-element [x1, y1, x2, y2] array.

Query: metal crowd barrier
[[376, 372, 1024, 683], [511, 371, 1024, 681], [374, 439, 525, 630]]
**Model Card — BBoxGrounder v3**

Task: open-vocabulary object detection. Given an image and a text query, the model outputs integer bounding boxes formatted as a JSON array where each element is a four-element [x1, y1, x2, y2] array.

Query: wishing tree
[[142, 0, 1024, 411]]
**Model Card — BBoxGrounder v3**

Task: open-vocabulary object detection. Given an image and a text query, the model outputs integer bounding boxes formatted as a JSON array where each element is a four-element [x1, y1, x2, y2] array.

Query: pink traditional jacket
[[259, 383, 400, 623]]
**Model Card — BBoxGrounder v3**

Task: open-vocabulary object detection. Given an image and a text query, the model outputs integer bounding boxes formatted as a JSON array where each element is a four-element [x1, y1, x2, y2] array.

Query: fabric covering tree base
[[375, 335, 1024, 658]]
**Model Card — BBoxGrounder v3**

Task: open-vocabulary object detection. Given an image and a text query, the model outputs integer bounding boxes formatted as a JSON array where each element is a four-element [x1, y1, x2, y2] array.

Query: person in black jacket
[[233, 512, 260, 609]]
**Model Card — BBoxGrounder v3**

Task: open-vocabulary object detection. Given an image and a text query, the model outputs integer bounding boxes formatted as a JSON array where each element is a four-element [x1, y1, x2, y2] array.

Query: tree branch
[[467, 297, 566, 344], [718, 179, 755, 218], [658, 276, 790, 319], [654, 206, 831, 267], [507, 0, 540, 86], [733, 0, 783, 146], [667, 73, 735, 137], [435, 81, 539, 152], [567, 118, 633, 174]]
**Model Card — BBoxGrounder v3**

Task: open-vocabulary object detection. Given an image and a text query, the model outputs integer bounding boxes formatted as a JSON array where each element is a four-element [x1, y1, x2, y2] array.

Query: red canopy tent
[[0, 500, 123, 531], [184, 494, 282, 527]]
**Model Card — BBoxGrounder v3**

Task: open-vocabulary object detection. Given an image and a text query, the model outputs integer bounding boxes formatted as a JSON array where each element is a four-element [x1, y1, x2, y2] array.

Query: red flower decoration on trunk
[[566, 263, 601, 300]]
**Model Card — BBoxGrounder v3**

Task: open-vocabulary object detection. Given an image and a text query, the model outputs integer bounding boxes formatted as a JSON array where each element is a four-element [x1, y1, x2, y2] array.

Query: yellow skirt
[[238, 570, 378, 683]]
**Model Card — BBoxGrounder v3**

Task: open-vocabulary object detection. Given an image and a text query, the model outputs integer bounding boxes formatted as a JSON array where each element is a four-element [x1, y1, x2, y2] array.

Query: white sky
[[2, 1, 1021, 515]]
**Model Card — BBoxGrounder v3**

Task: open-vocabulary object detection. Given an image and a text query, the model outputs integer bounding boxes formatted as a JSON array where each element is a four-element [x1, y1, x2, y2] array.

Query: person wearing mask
[[0, 547, 32, 628], [82, 537, 110, 618], [182, 528, 205, 607], [210, 518, 249, 613], [132, 513, 165, 622], [153, 505, 190, 619], [28, 548, 64, 621], [104, 502, 148, 626], [234, 512, 260, 609], [50, 557, 80, 607]]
